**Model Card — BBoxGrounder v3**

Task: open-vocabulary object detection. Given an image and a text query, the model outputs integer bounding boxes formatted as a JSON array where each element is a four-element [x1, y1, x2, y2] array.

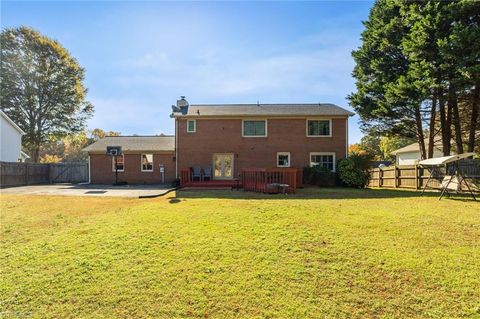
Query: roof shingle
[[83, 136, 174, 152], [171, 103, 354, 117]]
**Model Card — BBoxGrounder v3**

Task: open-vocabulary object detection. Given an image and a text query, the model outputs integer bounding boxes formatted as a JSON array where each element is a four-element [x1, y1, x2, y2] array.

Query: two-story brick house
[[171, 97, 354, 182], [84, 97, 353, 185]]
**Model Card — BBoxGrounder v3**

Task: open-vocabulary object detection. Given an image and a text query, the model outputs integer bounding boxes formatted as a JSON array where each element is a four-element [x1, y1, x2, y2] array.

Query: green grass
[[1, 188, 479, 318]]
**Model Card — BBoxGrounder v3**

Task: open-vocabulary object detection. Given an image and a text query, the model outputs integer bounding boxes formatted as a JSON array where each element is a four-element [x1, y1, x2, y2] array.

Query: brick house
[[172, 97, 353, 183], [84, 97, 353, 185], [83, 136, 175, 184]]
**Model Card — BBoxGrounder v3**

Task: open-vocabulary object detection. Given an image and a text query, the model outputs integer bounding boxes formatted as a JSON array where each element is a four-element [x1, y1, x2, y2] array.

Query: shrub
[[337, 153, 372, 188], [303, 165, 336, 187]]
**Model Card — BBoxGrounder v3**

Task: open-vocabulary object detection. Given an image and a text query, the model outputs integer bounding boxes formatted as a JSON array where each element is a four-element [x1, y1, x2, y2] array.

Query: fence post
[[415, 164, 419, 190], [394, 166, 398, 188], [378, 169, 382, 188], [25, 162, 29, 185]]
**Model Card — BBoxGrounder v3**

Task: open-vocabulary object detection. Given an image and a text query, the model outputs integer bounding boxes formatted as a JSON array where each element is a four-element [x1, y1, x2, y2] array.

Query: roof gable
[[1, 110, 26, 135]]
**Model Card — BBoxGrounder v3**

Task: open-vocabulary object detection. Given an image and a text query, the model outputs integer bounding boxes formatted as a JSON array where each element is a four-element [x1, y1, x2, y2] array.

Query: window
[[187, 120, 196, 133], [310, 152, 335, 172], [112, 155, 124, 172], [277, 152, 291, 167], [307, 120, 331, 137], [141, 154, 153, 172], [243, 120, 267, 137]]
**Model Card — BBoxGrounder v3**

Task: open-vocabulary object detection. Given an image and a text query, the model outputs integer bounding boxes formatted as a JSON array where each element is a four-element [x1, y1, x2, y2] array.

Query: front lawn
[[1, 188, 479, 318]]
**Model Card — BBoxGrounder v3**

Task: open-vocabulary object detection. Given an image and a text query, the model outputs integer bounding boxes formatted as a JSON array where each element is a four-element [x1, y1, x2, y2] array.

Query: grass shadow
[[175, 187, 449, 200]]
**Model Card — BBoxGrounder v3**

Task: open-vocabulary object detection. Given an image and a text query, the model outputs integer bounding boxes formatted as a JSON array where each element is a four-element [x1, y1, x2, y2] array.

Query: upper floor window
[[187, 120, 196, 133], [277, 152, 291, 167], [243, 120, 267, 137], [141, 154, 153, 172], [310, 152, 335, 172], [307, 119, 331, 137], [112, 155, 124, 172]]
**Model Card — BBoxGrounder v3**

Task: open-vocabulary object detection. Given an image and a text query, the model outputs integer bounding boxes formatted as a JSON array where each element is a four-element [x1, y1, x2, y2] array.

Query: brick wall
[[176, 117, 348, 178], [89, 152, 176, 184]]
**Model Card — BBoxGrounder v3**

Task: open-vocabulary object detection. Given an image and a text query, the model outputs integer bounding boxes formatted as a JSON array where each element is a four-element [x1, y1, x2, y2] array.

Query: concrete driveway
[[1, 183, 175, 198]]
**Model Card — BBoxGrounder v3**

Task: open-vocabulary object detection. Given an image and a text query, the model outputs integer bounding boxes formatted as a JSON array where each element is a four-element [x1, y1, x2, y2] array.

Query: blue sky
[[2, 1, 373, 143]]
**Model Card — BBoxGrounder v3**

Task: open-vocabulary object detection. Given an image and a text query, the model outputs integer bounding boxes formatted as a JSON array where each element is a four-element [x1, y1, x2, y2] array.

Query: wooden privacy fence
[[0, 161, 89, 188], [367, 159, 480, 190], [49, 162, 89, 183], [241, 168, 300, 193]]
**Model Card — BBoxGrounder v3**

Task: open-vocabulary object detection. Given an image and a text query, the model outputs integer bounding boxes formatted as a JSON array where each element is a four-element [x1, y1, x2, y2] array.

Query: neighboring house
[[83, 136, 175, 184], [171, 97, 354, 180], [83, 97, 354, 185], [0, 110, 29, 162], [392, 140, 444, 166]]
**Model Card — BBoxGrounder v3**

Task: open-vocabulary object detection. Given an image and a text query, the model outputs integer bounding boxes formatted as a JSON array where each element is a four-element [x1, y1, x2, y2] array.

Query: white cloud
[[115, 43, 355, 100]]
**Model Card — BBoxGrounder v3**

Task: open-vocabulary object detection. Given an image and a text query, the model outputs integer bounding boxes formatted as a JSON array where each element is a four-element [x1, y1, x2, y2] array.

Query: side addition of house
[[83, 136, 175, 184]]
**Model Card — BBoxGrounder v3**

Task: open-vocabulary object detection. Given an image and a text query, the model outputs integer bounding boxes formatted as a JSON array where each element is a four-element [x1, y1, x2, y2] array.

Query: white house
[[392, 139, 444, 166], [0, 110, 29, 162]]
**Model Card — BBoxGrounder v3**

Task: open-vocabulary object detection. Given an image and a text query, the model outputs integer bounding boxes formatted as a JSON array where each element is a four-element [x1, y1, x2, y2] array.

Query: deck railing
[[180, 168, 191, 186], [241, 168, 299, 193]]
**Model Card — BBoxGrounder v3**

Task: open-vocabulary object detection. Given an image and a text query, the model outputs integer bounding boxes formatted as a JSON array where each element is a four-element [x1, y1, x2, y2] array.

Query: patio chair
[[192, 165, 202, 181], [203, 166, 212, 181]]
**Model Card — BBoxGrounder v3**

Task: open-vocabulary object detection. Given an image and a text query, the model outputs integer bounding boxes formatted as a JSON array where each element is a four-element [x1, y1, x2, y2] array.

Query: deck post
[[394, 166, 398, 188], [415, 165, 419, 190]]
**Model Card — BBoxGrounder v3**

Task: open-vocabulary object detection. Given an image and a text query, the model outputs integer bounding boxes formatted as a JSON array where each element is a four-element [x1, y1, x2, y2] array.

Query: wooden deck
[[181, 180, 242, 189], [180, 168, 301, 193]]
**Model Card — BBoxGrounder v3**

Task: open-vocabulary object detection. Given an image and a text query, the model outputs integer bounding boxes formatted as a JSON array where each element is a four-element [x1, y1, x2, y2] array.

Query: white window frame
[[141, 153, 154, 172], [306, 119, 332, 137], [242, 119, 268, 137], [112, 155, 125, 172], [277, 152, 291, 168], [310, 152, 336, 172], [187, 119, 196, 133]]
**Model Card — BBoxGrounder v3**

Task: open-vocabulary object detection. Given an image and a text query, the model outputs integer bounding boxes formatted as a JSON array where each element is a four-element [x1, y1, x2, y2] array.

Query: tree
[[39, 128, 121, 163], [349, 0, 480, 159], [379, 135, 415, 162], [90, 128, 120, 141], [0, 26, 93, 162]]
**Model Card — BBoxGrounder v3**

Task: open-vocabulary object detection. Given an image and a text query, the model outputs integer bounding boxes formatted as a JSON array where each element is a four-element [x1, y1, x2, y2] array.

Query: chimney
[[177, 96, 188, 108]]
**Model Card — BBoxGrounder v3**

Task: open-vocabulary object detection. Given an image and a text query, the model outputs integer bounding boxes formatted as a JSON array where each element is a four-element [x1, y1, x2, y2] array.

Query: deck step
[[182, 186, 234, 190]]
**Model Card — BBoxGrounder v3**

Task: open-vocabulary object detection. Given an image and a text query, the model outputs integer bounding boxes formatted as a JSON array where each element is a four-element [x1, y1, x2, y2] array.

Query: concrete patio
[[0, 183, 175, 198]]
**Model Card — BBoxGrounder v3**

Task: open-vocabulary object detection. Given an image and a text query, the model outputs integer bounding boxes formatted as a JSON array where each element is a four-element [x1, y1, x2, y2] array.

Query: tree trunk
[[427, 93, 437, 158], [32, 146, 40, 163], [444, 89, 453, 156], [449, 84, 464, 154], [438, 90, 451, 156], [414, 105, 427, 160], [468, 80, 479, 152]]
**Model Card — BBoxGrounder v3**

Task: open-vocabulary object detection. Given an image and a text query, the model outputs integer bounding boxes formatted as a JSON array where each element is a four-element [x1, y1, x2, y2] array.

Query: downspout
[[175, 118, 178, 179], [88, 155, 91, 184], [346, 117, 349, 158]]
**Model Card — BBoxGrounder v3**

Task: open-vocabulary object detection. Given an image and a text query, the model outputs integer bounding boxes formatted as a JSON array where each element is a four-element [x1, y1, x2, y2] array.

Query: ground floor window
[[112, 155, 124, 172], [277, 152, 291, 167], [141, 154, 153, 171], [310, 152, 335, 171]]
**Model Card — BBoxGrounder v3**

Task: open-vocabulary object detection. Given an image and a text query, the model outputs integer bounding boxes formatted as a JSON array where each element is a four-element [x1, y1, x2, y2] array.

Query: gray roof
[[171, 103, 354, 117], [83, 136, 175, 152], [391, 138, 443, 155]]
